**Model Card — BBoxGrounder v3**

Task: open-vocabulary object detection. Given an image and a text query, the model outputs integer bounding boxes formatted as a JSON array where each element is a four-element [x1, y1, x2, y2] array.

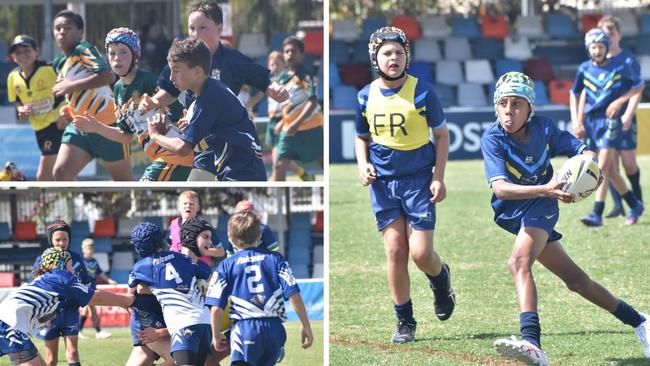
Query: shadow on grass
[[605, 358, 650, 366]]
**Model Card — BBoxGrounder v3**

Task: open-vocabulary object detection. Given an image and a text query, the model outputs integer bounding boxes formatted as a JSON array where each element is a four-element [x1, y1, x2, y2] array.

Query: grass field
[[0, 321, 323, 366], [330, 157, 650, 366]]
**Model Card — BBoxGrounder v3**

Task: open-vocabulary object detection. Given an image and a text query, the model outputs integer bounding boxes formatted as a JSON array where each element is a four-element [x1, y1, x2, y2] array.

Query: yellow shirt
[[364, 75, 430, 151], [7, 62, 61, 131]]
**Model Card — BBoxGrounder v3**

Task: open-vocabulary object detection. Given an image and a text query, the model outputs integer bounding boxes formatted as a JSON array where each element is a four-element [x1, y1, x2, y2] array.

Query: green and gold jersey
[[276, 64, 323, 131]]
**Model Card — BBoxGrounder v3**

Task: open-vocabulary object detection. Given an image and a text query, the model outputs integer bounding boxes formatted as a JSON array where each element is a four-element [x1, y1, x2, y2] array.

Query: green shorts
[[265, 117, 282, 148], [61, 123, 129, 162], [276, 126, 323, 163], [141, 161, 192, 181]]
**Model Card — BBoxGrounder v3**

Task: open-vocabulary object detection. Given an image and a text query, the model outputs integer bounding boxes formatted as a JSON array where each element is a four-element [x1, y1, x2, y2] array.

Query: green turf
[[0, 321, 323, 365], [330, 157, 650, 366]]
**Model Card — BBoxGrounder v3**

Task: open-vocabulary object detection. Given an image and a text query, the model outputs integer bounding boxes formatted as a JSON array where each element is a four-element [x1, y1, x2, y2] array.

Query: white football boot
[[494, 336, 548, 366], [635, 313, 650, 358]]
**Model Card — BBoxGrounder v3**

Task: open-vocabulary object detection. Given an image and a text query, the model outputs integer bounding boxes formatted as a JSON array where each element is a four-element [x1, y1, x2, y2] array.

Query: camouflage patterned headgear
[[493, 71, 536, 122], [40, 247, 71, 273], [368, 26, 410, 75]]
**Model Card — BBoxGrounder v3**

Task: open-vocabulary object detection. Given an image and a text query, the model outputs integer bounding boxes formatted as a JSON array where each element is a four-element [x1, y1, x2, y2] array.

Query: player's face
[[168, 61, 197, 91], [51, 231, 70, 250], [53, 16, 83, 53], [601, 23, 621, 49], [283, 43, 303, 69], [10, 45, 38, 68], [107, 42, 134, 76], [82, 245, 93, 259], [496, 96, 530, 133], [197, 229, 212, 255], [188, 11, 221, 52], [177, 196, 200, 221], [268, 58, 284, 76], [588, 42, 607, 64], [376, 42, 406, 78]]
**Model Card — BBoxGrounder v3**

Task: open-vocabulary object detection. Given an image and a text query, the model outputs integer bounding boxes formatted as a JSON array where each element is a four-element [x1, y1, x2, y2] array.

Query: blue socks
[[612, 299, 644, 328], [593, 201, 605, 217], [426, 266, 449, 298], [394, 299, 416, 324], [623, 191, 640, 209], [609, 181, 623, 209], [520, 311, 542, 349], [68, 363, 81, 366]]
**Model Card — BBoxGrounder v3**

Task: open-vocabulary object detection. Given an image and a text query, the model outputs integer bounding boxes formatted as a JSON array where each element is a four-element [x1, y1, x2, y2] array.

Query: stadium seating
[[457, 83, 488, 107], [639, 13, 650, 35], [312, 263, 323, 278], [362, 17, 387, 40], [292, 264, 309, 279], [238, 33, 268, 59], [270, 32, 291, 52], [332, 87, 359, 111], [640, 56, 650, 80], [413, 38, 442, 63], [351, 40, 370, 63], [495, 58, 524, 78], [443, 37, 472, 60], [636, 35, 650, 55], [392, 16, 421, 41], [0, 272, 16, 287], [0, 222, 11, 241], [330, 40, 350, 65], [407, 62, 434, 85], [547, 13, 580, 40], [93, 237, 113, 253], [581, 13, 602, 34], [13, 221, 37, 241], [514, 15, 546, 39], [472, 37, 504, 60], [481, 15, 509, 40], [94, 219, 116, 238], [313, 212, 323, 232], [110, 269, 130, 284], [464, 59, 495, 84], [290, 213, 312, 230], [331, 19, 359, 42], [94, 252, 110, 272], [435, 60, 463, 85], [525, 58, 554, 82], [0, 62, 17, 89], [504, 36, 533, 60], [312, 244, 324, 265], [330, 63, 342, 87], [548, 79, 573, 105], [451, 16, 481, 39], [420, 15, 450, 38], [340, 63, 371, 89], [303, 30, 324, 56], [433, 84, 456, 107], [71, 220, 91, 238], [619, 12, 639, 37], [112, 251, 134, 270], [534, 80, 550, 105], [117, 217, 142, 238]]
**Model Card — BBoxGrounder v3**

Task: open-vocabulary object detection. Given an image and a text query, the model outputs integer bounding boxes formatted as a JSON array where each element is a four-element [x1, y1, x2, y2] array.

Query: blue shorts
[[0, 320, 36, 357], [193, 150, 267, 182], [370, 174, 436, 231], [230, 318, 286, 366], [498, 213, 563, 243], [130, 294, 166, 346], [620, 117, 637, 150], [36, 308, 79, 340], [169, 324, 211, 355], [585, 115, 623, 150]]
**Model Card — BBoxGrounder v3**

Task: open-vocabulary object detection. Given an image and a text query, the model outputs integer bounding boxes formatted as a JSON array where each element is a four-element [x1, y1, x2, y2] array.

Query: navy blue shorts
[[169, 324, 211, 355], [230, 318, 286, 366], [0, 320, 36, 356], [370, 174, 436, 231], [585, 115, 623, 150], [130, 294, 166, 346], [620, 117, 637, 150], [497, 213, 563, 243], [36, 307, 79, 340]]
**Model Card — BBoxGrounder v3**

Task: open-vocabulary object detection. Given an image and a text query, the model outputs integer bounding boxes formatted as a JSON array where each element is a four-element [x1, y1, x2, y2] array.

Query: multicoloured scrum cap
[[493, 71, 536, 121], [368, 26, 410, 71], [40, 247, 71, 273], [131, 222, 164, 258], [584, 28, 609, 55], [105, 27, 142, 59]]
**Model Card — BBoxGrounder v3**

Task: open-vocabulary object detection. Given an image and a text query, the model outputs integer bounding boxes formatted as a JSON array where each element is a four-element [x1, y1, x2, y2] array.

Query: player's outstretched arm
[[289, 293, 314, 349], [89, 290, 134, 308], [139, 90, 177, 112]]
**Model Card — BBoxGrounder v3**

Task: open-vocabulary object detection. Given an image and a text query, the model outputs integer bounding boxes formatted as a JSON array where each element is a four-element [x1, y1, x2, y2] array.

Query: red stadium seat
[[340, 63, 372, 89], [525, 58, 554, 82], [313, 211, 324, 232], [220, 35, 237, 48], [94, 219, 116, 238], [392, 16, 422, 41], [481, 15, 509, 40], [13, 221, 37, 241], [0, 272, 16, 287], [548, 79, 574, 105], [582, 13, 603, 34], [304, 30, 324, 56]]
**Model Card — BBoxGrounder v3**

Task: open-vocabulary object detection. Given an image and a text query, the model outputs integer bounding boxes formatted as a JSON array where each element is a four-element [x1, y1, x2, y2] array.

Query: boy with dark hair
[[147, 37, 267, 181], [6, 34, 66, 181], [271, 36, 323, 181], [50, 10, 133, 181], [206, 211, 313, 365]]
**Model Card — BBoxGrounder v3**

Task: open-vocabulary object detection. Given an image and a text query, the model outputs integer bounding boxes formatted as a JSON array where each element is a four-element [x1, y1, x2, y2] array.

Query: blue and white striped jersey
[[205, 247, 300, 321], [128, 251, 210, 334], [0, 269, 93, 336]]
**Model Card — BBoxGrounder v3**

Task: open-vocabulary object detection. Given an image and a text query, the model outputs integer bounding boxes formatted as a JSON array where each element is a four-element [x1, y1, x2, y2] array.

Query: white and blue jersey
[[224, 223, 279, 255], [82, 257, 103, 289], [0, 270, 93, 356], [205, 247, 299, 366], [481, 115, 587, 239], [181, 78, 266, 181]]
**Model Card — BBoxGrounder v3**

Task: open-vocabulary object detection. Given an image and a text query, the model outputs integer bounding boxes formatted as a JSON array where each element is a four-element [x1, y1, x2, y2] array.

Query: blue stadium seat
[[270, 32, 291, 52], [291, 264, 309, 279], [110, 269, 131, 284], [451, 16, 481, 39], [472, 38, 504, 61], [533, 45, 583, 65], [331, 85, 358, 110], [0, 222, 10, 241], [330, 40, 350, 65], [435, 60, 463, 85], [495, 58, 524, 78], [69, 236, 84, 254], [289, 230, 311, 248], [0, 62, 17, 89], [362, 17, 387, 40], [288, 245, 310, 265], [638, 13, 650, 35], [330, 63, 342, 87], [71, 220, 91, 238], [546, 13, 580, 40], [433, 84, 456, 107], [635, 35, 650, 55], [290, 213, 312, 230], [351, 40, 370, 63], [457, 83, 488, 107], [93, 237, 113, 253], [534, 81, 550, 105], [407, 62, 434, 84]]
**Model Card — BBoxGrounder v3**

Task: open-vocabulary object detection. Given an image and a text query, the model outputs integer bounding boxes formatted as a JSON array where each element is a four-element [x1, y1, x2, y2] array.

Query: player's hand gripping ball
[[557, 155, 600, 203]]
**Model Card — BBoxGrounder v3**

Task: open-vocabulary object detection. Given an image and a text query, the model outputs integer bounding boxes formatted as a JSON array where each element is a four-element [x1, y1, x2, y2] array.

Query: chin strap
[[378, 69, 406, 82]]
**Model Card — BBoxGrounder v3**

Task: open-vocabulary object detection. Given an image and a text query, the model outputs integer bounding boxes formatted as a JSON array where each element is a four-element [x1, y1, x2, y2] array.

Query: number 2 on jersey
[[246, 264, 264, 293]]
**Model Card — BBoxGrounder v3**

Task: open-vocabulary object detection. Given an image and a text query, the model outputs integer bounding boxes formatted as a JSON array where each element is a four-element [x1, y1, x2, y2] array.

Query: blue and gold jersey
[[481, 115, 586, 226], [82, 257, 103, 289], [571, 50, 643, 116], [356, 75, 446, 178]]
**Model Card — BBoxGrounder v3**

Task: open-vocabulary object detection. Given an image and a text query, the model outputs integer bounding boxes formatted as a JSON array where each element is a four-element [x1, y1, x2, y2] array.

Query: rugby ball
[[557, 155, 600, 203]]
